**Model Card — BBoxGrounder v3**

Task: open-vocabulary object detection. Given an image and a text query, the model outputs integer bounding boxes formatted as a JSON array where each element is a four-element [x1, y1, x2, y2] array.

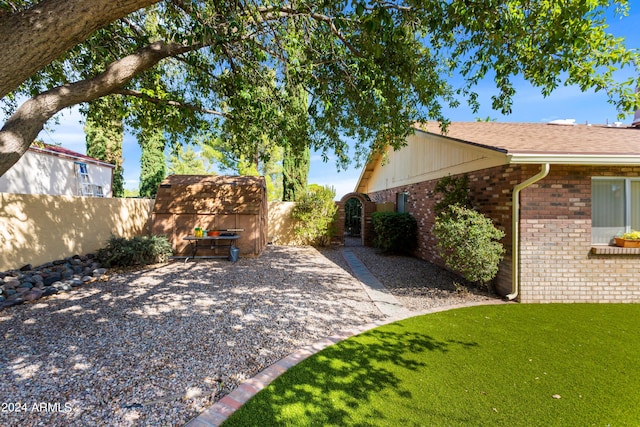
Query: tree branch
[[256, 6, 364, 58], [0, 40, 198, 176], [0, 0, 160, 98], [115, 88, 226, 117]]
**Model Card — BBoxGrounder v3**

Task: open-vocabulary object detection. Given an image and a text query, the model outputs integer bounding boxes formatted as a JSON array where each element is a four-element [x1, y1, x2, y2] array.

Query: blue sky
[[33, 4, 640, 198]]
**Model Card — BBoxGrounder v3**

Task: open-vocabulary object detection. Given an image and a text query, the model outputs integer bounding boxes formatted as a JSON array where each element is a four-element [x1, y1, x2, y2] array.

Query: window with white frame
[[592, 177, 640, 244]]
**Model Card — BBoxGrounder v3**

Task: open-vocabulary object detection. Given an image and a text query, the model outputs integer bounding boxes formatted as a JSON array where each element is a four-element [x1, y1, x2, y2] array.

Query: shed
[[151, 175, 267, 257]]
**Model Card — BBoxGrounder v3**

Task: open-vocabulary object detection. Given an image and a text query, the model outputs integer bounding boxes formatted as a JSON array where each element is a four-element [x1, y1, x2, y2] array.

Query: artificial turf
[[222, 304, 640, 426]]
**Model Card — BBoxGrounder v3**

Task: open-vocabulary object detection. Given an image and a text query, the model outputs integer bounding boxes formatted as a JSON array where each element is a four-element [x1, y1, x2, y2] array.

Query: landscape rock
[[0, 255, 104, 311], [42, 287, 58, 297], [24, 289, 43, 301], [43, 273, 62, 286]]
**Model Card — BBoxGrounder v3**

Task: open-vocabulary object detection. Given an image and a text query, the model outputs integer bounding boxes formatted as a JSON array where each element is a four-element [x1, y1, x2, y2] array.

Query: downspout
[[506, 163, 550, 301]]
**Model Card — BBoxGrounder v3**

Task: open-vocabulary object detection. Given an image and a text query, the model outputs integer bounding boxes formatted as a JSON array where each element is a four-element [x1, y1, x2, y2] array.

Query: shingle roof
[[417, 121, 640, 156]]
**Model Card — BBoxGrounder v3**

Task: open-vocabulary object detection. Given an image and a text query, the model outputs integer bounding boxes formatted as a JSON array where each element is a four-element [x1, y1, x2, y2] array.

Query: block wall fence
[[367, 164, 640, 303], [0, 194, 155, 271], [0, 196, 302, 271]]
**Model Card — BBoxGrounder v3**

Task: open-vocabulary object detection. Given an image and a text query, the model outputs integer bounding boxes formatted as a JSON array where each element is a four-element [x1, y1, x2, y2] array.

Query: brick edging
[[183, 299, 506, 427]]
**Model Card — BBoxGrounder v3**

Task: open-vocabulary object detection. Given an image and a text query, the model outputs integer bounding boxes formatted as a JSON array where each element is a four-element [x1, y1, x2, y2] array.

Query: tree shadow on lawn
[[225, 324, 479, 427]]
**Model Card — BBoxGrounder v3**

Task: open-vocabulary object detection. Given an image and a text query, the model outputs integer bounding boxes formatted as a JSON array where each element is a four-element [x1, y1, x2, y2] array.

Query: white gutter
[[506, 163, 550, 301], [508, 153, 640, 165]]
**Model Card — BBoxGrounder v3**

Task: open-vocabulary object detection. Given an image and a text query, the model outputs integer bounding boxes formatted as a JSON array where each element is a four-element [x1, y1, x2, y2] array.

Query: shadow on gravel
[[0, 245, 382, 427]]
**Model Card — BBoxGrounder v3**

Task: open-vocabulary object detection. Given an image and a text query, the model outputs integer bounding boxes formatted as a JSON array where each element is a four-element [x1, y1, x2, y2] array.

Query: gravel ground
[[0, 244, 495, 427], [321, 239, 496, 312]]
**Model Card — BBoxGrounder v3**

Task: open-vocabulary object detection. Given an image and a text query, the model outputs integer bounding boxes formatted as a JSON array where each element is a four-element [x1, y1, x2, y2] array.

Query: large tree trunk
[[0, 0, 159, 99], [0, 41, 193, 177]]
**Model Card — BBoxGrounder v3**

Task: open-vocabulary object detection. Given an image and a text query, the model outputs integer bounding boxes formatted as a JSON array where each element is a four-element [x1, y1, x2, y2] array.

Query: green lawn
[[222, 304, 640, 426]]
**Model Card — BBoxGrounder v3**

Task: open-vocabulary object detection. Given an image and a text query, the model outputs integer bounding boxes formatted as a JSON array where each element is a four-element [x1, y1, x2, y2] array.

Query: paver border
[[183, 299, 505, 427]]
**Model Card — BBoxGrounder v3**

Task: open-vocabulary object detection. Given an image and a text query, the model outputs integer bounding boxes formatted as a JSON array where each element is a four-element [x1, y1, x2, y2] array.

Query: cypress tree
[[84, 100, 125, 197]]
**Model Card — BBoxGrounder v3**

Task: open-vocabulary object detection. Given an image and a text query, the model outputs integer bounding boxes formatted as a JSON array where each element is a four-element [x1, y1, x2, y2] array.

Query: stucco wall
[[268, 201, 300, 245], [0, 193, 153, 271], [0, 196, 303, 271], [0, 150, 113, 197]]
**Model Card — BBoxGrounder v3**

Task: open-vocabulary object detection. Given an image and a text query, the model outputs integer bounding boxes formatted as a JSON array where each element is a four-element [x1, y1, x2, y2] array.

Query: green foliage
[[138, 127, 166, 198], [167, 144, 213, 175], [291, 184, 337, 246], [433, 174, 471, 214], [434, 205, 505, 286], [371, 212, 417, 254], [282, 143, 310, 202], [123, 188, 140, 198], [85, 98, 125, 197], [4, 0, 639, 178], [96, 235, 173, 268]]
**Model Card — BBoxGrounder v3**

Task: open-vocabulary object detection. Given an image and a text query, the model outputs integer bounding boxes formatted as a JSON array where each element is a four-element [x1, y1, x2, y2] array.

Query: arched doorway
[[335, 192, 376, 247], [344, 197, 363, 246]]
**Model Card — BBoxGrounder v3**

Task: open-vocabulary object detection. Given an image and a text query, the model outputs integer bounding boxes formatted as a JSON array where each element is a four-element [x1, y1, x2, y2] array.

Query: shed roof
[[153, 175, 266, 215]]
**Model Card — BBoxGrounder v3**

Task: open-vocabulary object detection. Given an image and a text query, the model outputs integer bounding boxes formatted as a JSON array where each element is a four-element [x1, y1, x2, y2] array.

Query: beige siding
[[358, 131, 507, 193], [0, 150, 113, 197]]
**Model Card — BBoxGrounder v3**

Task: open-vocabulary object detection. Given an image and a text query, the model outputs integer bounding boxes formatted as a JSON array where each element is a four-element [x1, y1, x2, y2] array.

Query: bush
[[291, 184, 338, 246], [433, 174, 471, 214], [96, 235, 173, 267], [434, 204, 505, 287], [371, 212, 418, 254]]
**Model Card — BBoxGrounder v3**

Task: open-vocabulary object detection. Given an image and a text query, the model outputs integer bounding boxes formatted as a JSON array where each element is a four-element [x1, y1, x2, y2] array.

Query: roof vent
[[547, 119, 576, 126], [633, 108, 640, 128]]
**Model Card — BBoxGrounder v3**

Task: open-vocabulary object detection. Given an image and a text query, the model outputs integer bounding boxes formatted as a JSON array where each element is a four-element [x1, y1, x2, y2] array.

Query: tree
[[205, 133, 284, 201], [2, 1, 639, 178], [281, 13, 311, 202], [84, 98, 125, 197], [167, 145, 212, 175], [138, 126, 166, 198], [282, 143, 310, 201], [291, 184, 338, 246]]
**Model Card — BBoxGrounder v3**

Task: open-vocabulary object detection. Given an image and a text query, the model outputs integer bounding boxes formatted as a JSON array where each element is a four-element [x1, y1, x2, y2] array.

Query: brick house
[[355, 121, 640, 303]]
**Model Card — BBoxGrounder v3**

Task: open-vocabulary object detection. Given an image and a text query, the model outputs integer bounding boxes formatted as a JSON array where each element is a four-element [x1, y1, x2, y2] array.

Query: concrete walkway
[[341, 249, 412, 318], [183, 249, 502, 427]]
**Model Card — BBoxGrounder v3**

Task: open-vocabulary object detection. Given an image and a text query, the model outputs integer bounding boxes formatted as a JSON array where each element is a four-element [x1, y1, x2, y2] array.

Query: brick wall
[[518, 165, 640, 303], [368, 164, 640, 303]]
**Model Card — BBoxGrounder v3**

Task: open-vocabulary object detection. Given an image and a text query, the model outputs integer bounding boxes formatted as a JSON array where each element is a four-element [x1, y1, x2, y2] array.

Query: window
[[397, 192, 409, 213], [93, 185, 104, 197], [592, 178, 640, 244]]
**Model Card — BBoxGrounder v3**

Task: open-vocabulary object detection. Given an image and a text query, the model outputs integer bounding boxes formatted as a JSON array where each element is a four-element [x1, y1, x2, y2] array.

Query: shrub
[[291, 184, 338, 246], [96, 235, 173, 267], [371, 212, 417, 254], [434, 204, 505, 287], [433, 174, 471, 214]]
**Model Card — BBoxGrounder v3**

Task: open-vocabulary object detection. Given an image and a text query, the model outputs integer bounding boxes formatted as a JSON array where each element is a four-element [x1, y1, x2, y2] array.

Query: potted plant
[[614, 230, 640, 248]]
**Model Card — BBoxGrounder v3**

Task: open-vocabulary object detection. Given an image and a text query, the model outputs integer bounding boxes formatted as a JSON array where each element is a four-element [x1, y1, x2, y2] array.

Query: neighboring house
[[0, 143, 114, 197], [355, 121, 640, 303]]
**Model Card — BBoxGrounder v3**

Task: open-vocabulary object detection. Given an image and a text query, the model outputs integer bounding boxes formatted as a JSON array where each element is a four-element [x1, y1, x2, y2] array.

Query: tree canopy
[[1, 0, 639, 178]]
